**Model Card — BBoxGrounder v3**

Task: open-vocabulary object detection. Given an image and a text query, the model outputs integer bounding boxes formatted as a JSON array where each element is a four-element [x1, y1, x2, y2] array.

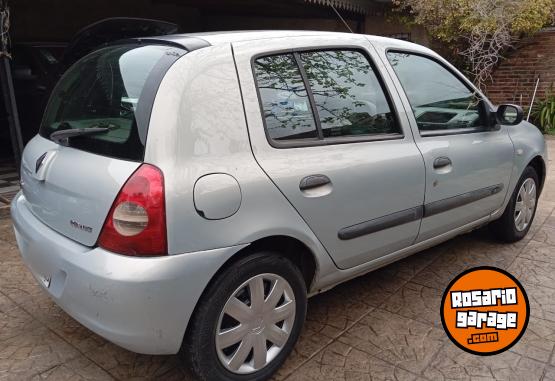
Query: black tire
[[491, 166, 539, 243], [184, 252, 307, 381]]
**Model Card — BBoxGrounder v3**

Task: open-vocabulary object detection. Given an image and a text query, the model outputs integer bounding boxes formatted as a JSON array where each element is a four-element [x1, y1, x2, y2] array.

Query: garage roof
[[303, 0, 391, 15]]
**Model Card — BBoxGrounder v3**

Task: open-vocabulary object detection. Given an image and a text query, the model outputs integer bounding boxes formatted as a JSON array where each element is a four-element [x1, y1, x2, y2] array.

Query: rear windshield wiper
[[49, 122, 118, 145]]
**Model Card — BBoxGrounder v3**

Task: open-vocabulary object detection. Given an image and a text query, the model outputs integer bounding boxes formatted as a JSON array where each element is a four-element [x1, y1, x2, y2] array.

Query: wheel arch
[[528, 155, 546, 194], [181, 234, 319, 347], [208, 235, 318, 292]]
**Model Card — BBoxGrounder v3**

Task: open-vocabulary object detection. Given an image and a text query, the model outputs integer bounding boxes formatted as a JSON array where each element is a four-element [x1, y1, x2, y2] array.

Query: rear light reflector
[[98, 164, 167, 256], [113, 202, 149, 236]]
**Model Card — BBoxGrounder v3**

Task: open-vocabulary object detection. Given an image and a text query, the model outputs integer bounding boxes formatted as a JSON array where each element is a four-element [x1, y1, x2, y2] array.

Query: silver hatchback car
[[11, 31, 547, 380]]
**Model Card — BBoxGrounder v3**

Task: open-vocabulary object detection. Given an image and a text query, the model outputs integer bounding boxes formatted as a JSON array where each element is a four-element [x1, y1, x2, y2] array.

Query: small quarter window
[[254, 54, 318, 141], [300, 50, 399, 138], [387, 52, 486, 133]]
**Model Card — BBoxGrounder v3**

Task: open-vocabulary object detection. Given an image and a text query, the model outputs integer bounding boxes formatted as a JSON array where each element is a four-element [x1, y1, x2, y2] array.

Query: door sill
[[310, 214, 491, 296]]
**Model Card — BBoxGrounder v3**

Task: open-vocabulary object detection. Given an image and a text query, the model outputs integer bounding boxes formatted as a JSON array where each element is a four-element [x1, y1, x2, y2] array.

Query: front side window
[[387, 52, 485, 133], [254, 49, 401, 145]]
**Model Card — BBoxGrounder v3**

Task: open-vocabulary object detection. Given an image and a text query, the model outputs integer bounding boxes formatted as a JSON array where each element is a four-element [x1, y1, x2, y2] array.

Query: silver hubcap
[[216, 273, 296, 374], [514, 178, 537, 232]]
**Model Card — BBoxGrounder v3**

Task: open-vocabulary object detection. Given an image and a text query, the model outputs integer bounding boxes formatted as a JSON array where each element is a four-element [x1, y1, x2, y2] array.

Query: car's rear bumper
[[11, 192, 246, 354]]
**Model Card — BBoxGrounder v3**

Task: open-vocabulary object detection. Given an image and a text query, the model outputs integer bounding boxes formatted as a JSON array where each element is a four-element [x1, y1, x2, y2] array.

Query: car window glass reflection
[[387, 52, 484, 132], [300, 50, 399, 138], [254, 54, 318, 141]]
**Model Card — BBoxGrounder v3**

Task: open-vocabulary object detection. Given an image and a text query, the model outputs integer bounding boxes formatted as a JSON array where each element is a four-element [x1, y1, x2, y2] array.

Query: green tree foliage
[[393, 0, 555, 89], [531, 84, 555, 133]]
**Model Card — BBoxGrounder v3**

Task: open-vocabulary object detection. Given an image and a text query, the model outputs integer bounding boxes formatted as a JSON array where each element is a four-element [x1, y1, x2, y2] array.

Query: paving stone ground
[[0, 139, 554, 380], [0, 159, 19, 218]]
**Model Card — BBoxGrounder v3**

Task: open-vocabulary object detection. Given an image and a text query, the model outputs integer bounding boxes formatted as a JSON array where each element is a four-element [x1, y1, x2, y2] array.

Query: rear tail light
[[98, 164, 167, 256]]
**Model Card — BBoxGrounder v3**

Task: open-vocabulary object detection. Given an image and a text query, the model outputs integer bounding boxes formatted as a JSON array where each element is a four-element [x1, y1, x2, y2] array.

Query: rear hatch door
[[20, 138, 140, 246]]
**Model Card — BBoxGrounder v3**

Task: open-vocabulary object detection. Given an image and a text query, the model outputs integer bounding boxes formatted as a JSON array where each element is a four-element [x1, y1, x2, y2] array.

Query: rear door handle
[[433, 157, 452, 169], [299, 174, 331, 191]]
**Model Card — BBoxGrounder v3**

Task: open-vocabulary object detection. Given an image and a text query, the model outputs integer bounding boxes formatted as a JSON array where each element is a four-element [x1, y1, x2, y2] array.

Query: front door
[[382, 50, 514, 242], [233, 36, 426, 269]]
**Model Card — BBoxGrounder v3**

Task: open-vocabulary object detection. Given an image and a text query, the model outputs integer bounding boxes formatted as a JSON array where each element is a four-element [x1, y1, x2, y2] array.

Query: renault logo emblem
[[36, 152, 48, 173]]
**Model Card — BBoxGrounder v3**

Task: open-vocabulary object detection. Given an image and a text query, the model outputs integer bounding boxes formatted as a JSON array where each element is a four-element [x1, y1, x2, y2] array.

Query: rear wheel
[[185, 252, 307, 381], [491, 166, 539, 242]]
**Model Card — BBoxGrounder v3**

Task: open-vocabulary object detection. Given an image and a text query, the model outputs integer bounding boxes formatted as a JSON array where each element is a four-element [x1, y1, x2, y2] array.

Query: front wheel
[[185, 252, 307, 381], [491, 166, 539, 242]]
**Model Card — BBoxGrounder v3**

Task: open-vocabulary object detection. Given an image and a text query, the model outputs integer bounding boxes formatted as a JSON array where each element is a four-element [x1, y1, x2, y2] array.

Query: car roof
[[146, 30, 431, 54]]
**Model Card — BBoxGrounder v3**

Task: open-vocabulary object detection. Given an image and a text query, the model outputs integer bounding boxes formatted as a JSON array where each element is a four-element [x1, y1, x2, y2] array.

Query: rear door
[[380, 48, 513, 241], [233, 36, 426, 269]]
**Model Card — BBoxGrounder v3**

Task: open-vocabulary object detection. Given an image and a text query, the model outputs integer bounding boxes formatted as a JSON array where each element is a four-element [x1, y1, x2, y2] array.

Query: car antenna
[[527, 75, 540, 122], [330, 4, 354, 33]]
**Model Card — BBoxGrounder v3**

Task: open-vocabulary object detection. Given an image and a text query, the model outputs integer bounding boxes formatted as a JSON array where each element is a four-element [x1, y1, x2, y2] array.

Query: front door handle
[[299, 174, 331, 191], [433, 157, 452, 169]]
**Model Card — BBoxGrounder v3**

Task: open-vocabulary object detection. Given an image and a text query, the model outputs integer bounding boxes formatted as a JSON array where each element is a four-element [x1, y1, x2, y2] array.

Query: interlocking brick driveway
[[1, 139, 554, 380]]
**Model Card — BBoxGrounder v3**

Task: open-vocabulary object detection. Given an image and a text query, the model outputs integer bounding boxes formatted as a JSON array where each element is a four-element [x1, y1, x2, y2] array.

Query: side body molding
[[337, 184, 504, 241], [338, 206, 423, 240], [424, 184, 504, 218]]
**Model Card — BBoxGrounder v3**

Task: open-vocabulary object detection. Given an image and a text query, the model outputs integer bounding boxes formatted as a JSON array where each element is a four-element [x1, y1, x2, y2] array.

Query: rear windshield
[[39, 44, 185, 161]]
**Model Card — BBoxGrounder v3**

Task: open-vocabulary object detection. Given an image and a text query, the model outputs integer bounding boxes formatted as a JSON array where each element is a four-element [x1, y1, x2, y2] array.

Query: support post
[[0, 0, 23, 170]]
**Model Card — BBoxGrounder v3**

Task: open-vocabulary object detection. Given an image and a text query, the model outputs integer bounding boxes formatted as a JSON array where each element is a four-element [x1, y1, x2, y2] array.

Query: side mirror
[[496, 104, 524, 126]]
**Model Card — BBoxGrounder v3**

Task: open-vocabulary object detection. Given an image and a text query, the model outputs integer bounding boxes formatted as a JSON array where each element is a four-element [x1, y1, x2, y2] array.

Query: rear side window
[[386, 52, 486, 133], [300, 50, 398, 138], [254, 49, 401, 146], [254, 54, 319, 141], [40, 44, 185, 161]]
